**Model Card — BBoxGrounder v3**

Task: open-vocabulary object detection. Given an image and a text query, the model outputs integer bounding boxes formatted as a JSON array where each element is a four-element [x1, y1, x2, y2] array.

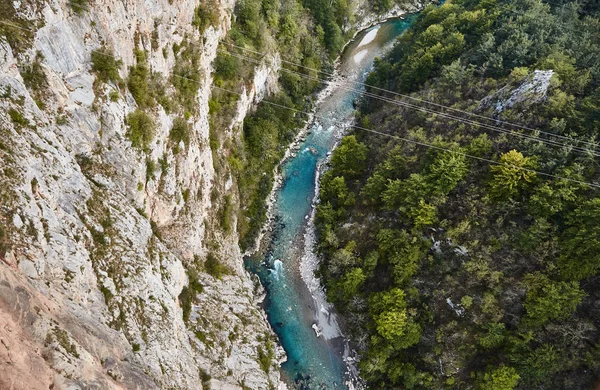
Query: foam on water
[[353, 49, 368, 64]]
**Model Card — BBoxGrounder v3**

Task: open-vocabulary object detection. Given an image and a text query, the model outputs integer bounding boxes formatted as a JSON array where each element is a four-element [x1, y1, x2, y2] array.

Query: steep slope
[[316, 0, 600, 389], [0, 0, 284, 388]]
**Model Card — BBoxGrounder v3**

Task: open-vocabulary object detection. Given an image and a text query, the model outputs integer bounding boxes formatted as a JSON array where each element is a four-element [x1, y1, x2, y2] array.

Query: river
[[245, 15, 417, 389]]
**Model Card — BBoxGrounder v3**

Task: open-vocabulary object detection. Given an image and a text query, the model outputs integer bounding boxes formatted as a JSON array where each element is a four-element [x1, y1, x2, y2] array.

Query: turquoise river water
[[245, 15, 418, 389]]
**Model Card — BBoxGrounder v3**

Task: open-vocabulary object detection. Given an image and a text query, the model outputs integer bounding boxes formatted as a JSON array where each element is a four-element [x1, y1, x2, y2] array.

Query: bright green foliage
[[425, 150, 468, 195], [478, 365, 520, 390], [340, 268, 366, 299], [91, 47, 123, 84], [369, 288, 421, 348], [489, 150, 536, 200], [126, 110, 155, 150], [523, 273, 585, 327]]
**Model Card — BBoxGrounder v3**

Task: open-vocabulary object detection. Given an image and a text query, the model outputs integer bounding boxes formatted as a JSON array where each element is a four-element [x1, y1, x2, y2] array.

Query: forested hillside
[[316, 0, 600, 388]]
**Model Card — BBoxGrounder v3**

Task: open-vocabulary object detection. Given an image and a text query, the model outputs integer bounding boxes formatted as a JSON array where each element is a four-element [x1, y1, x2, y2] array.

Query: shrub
[[171, 41, 203, 113], [193, 0, 220, 33], [91, 47, 123, 85], [8, 108, 27, 127], [204, 252, 231, 279], [68, 0, 89, 14], [109, 90, 119, 102], [125, 110, 155, 150], [20, 51, 47, 92], [170, 117, 191, 146], [127, 50, 151, 108]]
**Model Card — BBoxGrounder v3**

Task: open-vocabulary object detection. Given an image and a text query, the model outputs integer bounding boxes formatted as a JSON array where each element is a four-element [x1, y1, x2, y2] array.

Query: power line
[[66, 48, 600, 189], [2, 21, 599, 188], [221, 33, 599, 151], [211, 85, 600, 189], [217, 47, 600, 157]]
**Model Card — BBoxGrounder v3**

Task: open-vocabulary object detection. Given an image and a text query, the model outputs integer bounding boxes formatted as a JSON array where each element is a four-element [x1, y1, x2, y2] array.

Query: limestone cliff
[[0, 0, 283, 388]]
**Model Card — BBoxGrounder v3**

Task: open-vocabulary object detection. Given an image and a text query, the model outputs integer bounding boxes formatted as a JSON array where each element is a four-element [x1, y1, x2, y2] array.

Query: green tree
[[559, 198, 600, 280], [478, 365, 520, 390], [91, 47, 122, 84], [523, 272, 585, 327], [330, 135, 368, 178], [489, 150, 536, 200], [340, 268, 366, 299]]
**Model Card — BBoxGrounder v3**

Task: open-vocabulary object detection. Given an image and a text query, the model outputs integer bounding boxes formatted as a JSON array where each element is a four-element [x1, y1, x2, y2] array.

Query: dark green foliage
[[559, 198, 600, 280], [8, 109, 27, 127], [179, 268, 204, 322], [125, 110, 155, 150], [169, 117, 191, 147], [91, 47, 123, 85], [0, 1, 34, 53], [0, 225, 7, 256], [315, 1, 600, 389], [68, 0, 89, 14], [127, 50, 152, 108], [20, 51, 48, 92], [171, 40, 203, 114], [20, 51, 48, 108], [204, 252, 231, 279]]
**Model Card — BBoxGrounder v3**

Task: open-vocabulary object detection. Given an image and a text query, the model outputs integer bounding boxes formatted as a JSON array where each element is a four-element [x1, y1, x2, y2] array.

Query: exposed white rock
[[481, 69, 555, 113], [0, 0, 284, 388]]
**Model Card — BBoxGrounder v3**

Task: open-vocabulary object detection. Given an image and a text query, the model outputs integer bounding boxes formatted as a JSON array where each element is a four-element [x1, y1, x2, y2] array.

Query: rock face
[[481, 69, 555, 113], [0, 0, 283, 388]]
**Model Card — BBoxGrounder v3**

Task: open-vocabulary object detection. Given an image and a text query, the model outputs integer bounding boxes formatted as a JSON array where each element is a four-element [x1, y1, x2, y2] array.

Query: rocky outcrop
[[481, 69, 555, 113], [0, 0, 283, 388]]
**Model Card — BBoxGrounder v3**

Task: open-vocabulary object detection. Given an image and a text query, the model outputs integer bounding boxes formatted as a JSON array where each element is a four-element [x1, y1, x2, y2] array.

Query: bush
[[204, 252, 231, 279], [170, 117, 191, 146], [192, 0, 220, 33], [127, 50, 151, 108], [91, 47, 123, 85], [8, 108, 27, 127], [20, 51, 47, 92], [68, 0, 88, 14], [125, 110, 155, 150], [171, 41, 203, 113]]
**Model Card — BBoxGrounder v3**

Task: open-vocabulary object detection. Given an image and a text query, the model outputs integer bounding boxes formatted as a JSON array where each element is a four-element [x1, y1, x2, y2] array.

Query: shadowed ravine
[[245, 16, 417, 389]]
